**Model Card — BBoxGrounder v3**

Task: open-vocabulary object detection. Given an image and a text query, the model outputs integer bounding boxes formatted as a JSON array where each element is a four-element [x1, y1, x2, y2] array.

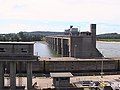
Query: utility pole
[[100, 51, 104, 78], [101, 60, 104, 78]]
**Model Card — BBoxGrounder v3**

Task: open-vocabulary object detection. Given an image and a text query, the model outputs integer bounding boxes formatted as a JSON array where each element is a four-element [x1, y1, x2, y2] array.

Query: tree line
[[97, 33, 120, 39], [0, 32, 44, 42]]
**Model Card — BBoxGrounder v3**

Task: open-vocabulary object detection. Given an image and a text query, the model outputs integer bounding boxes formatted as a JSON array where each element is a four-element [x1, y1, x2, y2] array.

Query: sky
[[0, 0, 120, 34]]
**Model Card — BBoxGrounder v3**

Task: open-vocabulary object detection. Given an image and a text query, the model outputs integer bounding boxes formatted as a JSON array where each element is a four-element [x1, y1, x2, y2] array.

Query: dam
[[46, 24, 103, 58], [0, 42, 38, 90], [0, 24, 120, 90]]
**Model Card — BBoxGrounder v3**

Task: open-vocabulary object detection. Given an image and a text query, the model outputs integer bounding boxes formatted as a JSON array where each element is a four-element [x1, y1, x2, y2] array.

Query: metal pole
[[101, 60, 104, 78]]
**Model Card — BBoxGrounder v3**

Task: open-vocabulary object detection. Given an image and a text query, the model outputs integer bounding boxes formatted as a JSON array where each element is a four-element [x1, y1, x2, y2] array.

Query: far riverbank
[[97, 41, 120, 43], [97, 39, 120, 42]]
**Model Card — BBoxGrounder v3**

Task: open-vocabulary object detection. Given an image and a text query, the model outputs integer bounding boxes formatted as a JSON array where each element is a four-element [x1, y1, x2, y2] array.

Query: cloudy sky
[[0, 0, 120, 34]]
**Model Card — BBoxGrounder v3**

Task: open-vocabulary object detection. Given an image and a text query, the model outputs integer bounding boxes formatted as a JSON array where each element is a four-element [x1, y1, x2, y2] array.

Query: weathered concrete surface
[[3, 75, 119, 90], [27, 62, 33, 90], [14, 57, 119, 75], [10, 62, 16, 90], [0, 42, 37, 90], [0, 62, 4, 89], [46, 24, 103, 58]]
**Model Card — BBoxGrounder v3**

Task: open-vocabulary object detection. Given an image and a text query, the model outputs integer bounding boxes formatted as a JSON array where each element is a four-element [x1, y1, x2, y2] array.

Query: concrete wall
[[53, 77, 70, 87], [7, 59, 120, 74], [91, 24, 96, 48], [13, 60, 120, 73], [0, 44, 34, 56], [14, 44, 33, 55], [46, 24, 103, 58], [70, 36, 93, 58], [0, 44, 13, 54], [44, 60, 116, 72]]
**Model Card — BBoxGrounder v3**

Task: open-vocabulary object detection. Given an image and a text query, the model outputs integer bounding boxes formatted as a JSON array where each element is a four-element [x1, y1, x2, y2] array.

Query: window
[[60, 77, 68, 80], [21, 48, 28, 53], [56, 78, 58, 81], [0, 48, 5, 52]]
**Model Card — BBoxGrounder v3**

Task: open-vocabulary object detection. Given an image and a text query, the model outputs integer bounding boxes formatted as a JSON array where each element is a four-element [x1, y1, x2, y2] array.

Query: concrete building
[[46, 24, 103, 58], [0, 42, 38, 90], [50, 72, 101, 90], [50, 72, 73, 87]]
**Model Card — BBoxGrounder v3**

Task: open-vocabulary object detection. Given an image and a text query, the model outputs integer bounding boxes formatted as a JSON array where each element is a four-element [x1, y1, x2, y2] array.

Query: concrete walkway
[[4, 75, 120, 90]]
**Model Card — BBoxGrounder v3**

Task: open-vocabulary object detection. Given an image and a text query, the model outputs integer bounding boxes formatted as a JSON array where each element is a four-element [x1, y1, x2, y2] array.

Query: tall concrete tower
[[90, 24, 96, 48]]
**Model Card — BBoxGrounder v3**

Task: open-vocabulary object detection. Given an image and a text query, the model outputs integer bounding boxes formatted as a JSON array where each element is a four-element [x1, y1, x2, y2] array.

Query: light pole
[[100, 51, 104, 78], [100, 60, 104, 78]]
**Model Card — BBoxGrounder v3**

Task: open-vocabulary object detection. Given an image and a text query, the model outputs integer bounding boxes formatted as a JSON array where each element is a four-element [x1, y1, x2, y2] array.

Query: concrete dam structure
[[31, 57, 120, 74], [0, 42, 38, 90], [0, 42, 120, 90], [0, 24, 120, 90], [46, 24, 103, 58]]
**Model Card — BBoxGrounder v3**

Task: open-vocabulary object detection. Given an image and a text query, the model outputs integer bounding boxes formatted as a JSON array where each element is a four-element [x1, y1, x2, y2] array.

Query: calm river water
[[96, 41, 120, 58], [34, 41, 120, 58], [34, 42, 53, 57]]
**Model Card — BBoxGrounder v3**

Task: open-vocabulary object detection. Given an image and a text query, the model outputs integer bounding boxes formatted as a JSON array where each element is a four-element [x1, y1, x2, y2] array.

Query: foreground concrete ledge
[[39, 57, 119, 61], [3, 86, 25, 90]]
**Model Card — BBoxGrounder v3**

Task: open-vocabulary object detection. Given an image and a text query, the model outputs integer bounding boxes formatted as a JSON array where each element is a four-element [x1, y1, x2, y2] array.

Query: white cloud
[[0, 0, 120, 22], [0, 0, 120, 33], [0, 21, 67, 33]]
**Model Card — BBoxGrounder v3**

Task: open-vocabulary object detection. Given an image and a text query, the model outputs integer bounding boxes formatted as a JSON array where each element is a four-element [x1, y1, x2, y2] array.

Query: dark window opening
[[71, 67, 74, 69], [0, 48, 5, 52], [60, 77, 68, 80], [21, 48, 28, 53], [56, 78, 58, 81]]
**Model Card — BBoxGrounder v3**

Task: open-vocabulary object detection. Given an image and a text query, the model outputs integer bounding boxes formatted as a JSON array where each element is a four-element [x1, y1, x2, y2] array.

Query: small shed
[[50, 72, 73, 87]]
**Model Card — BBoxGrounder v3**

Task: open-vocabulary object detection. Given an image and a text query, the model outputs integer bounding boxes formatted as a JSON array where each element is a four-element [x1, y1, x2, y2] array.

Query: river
[[34, 41, 120, 58], [96, 41, 120, 58], [34, 41, 53, 57]]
